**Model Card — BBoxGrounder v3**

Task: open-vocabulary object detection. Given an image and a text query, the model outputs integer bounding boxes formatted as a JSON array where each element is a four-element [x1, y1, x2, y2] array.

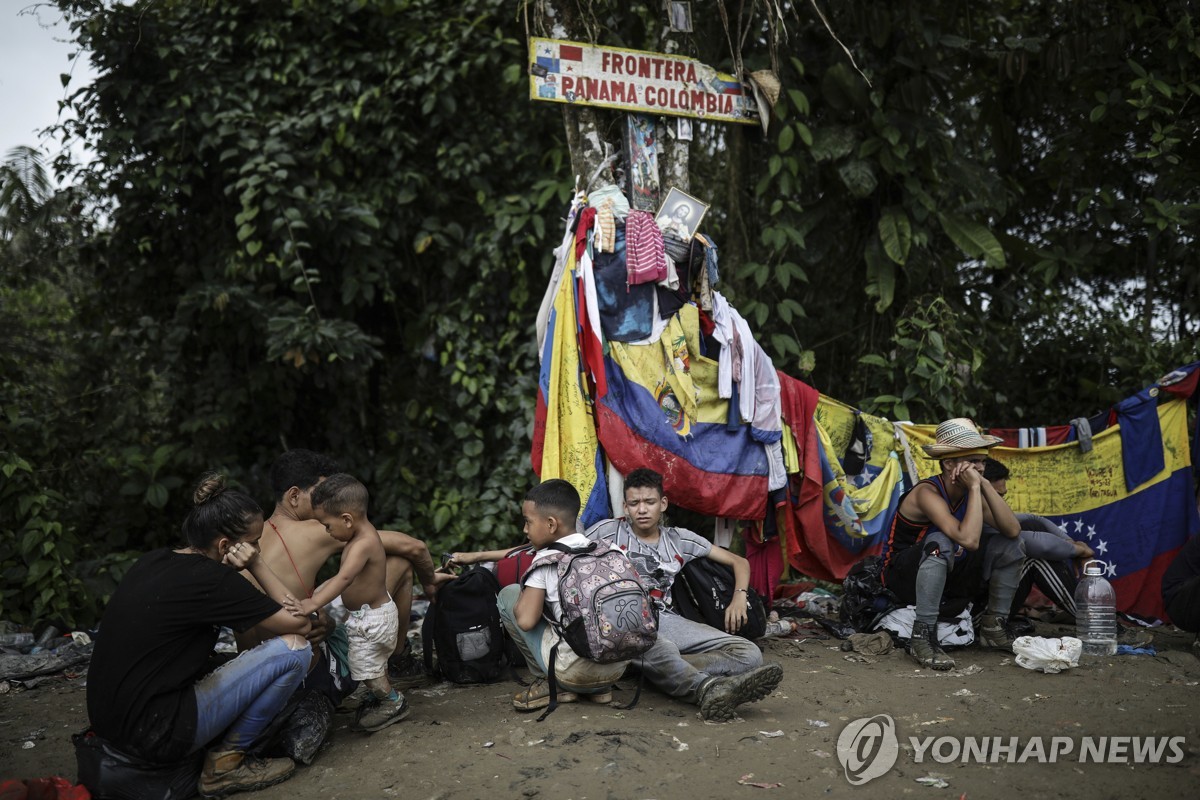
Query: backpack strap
[[609, 658, 645, 711], [546, 540, 599, 555], [422, 605, 437, 678], [536, 642, 563, 722], [518, 540, 600, 586]]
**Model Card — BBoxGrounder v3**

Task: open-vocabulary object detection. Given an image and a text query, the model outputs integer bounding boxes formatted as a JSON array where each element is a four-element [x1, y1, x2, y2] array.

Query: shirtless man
[[238, 449, 449, 690]]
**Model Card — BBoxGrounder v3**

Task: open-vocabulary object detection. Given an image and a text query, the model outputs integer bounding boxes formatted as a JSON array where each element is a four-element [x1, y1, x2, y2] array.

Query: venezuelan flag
[[596, 304, 770, 519], [905, 400, 1199, 620], [530, 247, 610, 526]]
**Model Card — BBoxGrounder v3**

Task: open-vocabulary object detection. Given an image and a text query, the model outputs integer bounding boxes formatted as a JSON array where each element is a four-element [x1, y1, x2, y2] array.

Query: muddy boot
[[698, 664, 783, 722], [978, 614, 1017, 653], [908, 621, 955, 670], [198, 750, 295, 798]]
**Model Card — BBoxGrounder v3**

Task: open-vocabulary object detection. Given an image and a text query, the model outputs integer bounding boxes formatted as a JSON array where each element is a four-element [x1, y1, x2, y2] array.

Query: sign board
[[529, 37, 758, 125]]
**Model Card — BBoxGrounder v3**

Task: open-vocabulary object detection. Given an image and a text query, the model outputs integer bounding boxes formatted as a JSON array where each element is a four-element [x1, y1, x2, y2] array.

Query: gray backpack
[[522, 541, 658, 718]]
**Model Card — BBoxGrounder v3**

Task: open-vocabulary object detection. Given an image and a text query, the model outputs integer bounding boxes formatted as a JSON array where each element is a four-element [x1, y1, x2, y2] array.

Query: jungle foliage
[[1, 0, 1195, 625]]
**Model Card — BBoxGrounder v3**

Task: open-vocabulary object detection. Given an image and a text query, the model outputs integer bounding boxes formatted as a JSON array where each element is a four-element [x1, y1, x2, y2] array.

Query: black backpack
[[839, 555, 900, 633], [422, 566, 508, 683], [671, 557, 768, 640]]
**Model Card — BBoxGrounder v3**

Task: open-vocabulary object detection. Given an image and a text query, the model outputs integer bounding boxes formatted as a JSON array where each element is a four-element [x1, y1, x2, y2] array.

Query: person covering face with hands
[[880, 419, 1024, 670]]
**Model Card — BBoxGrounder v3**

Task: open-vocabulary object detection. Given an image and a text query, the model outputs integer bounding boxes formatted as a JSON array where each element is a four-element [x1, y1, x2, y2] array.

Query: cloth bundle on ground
[[876, 606, 976, 648]]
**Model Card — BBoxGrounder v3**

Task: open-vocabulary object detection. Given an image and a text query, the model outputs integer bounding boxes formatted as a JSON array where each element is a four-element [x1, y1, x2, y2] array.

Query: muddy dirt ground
[[4, 620, 1199, 800]]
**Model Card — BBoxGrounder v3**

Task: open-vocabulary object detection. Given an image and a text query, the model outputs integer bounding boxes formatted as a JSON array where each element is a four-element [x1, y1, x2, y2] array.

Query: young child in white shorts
[[300, 474, 407, 731]]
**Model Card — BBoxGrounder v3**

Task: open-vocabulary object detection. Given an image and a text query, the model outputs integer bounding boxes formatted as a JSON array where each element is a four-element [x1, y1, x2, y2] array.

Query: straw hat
[[921, 418, 1003, 457]]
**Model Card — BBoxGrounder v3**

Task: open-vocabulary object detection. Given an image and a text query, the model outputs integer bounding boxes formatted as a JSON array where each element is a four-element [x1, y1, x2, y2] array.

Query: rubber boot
[[907, 620, 955, 671]]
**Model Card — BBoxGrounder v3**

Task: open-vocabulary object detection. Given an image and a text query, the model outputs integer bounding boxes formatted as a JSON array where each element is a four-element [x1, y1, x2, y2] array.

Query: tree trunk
[[537, 0, 689, 199]]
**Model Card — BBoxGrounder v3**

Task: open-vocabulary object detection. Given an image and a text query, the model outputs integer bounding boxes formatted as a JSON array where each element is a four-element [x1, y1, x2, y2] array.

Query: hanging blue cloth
[[1114, 388, 1164, 492]]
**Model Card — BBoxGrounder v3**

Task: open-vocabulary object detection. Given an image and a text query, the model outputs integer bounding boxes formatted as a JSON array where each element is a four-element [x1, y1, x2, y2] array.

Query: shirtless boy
[[239, 449, 447, 688], [301, 473, 408, 732]]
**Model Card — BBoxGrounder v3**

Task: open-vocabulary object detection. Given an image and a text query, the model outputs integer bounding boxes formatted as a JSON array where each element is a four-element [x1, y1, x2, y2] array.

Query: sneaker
[[387, 648, 430, 689], [698, 663, 783, 722], [978, 614, 1017, 652], [353, 692, 411, 732], [512, 678, 578, 712], [907, 621, 956, 670], [198, 750, 295, 798]]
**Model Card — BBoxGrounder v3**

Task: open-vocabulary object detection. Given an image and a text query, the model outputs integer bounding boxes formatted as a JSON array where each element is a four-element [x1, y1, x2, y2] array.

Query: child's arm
[[514, 586, 547, 631], [299, 540, 369, 616], [449, 546, 526, 567]]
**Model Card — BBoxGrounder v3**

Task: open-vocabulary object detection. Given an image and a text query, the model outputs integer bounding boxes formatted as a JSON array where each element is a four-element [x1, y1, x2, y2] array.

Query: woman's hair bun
[[193, 472, 228, 506]]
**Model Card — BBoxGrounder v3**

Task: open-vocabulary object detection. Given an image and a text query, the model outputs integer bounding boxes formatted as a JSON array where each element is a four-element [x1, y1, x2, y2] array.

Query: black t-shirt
[[1162, 535, 1200, 602], [87, 548, 281, 762]]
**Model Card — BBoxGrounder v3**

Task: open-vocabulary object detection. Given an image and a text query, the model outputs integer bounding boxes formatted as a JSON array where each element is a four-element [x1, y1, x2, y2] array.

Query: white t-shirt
[[522, 532, 592, 623], [585, 518, 711, 608]]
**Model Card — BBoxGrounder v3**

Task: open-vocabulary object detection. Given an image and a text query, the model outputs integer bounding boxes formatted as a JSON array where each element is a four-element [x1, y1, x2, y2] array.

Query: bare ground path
[[5, 622, 1199, 799]]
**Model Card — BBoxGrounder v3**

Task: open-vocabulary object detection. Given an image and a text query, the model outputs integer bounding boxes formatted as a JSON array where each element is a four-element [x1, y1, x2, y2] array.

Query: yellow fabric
[[901, 400, 1189, 513], [996, 400, 1190, 515], [780, 421, 800, 473], [815, 395, 897, 469], [609, 305, 736, 434], [538, 248, 602, 503]]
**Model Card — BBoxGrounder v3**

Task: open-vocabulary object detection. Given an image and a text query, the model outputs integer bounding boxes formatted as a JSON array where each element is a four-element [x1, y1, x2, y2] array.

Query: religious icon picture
[[655, 187, 708, 240], [676, 117, 693, 142], [667, 1, 693, 33]]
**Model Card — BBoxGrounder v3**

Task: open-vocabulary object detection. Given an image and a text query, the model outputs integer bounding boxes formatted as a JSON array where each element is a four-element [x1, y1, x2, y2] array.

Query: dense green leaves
[[735, 0, 1197, 420], [2, 0, 1197, 624]]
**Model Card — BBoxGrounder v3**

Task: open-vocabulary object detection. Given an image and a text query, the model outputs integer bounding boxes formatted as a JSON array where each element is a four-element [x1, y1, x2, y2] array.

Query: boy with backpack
[[586, 468, 783, 722], [498, 479, 655, 713]]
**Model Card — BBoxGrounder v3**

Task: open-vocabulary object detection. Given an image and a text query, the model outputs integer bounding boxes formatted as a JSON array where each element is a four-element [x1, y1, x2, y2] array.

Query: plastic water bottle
[[0, 632, 34, 648], [1074, 560, 1117, 657]]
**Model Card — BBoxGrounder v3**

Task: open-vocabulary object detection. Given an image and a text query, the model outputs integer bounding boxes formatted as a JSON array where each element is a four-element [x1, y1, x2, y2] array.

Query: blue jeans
[[639, 610, 763, 703], [190, 636, 311, 753]]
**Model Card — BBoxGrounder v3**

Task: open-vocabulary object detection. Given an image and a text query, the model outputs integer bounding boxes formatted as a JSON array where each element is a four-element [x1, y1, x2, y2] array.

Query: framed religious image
[[655, 187, 708, 240], [667, 1, 693, 33]]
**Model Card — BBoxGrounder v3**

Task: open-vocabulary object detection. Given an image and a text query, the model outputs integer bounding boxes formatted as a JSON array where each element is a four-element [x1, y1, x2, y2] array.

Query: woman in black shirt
[[87, 473, 312, 798]]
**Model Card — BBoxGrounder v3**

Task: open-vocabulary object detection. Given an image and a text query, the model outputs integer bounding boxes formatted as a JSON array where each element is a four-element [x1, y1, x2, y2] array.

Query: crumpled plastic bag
[[1012, 636, 1082, 673]]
